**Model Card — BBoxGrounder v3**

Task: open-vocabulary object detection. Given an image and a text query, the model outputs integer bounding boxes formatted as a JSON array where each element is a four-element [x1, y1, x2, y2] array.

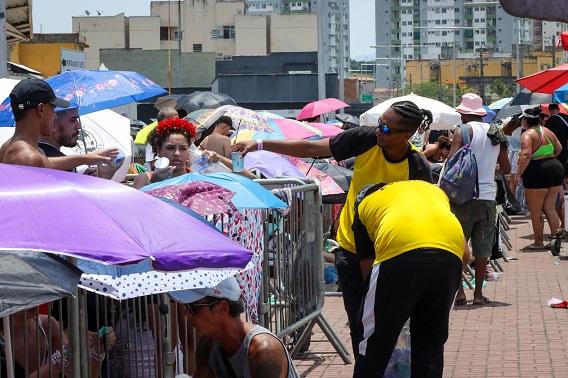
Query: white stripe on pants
[[358, 263, 380, 356]]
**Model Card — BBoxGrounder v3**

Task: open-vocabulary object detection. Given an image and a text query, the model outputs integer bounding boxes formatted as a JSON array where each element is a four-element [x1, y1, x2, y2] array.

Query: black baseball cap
[[9, 78, 70, 111]]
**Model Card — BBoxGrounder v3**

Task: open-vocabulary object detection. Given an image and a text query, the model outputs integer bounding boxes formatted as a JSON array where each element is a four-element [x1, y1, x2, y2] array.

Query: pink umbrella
[[296, 98, 350, 120], [307, 122, 343, 138], [145, 181, 237, 216], [286, 157, 344, 195]]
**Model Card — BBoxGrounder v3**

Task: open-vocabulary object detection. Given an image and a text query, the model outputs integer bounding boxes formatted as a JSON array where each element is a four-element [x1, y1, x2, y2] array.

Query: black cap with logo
[[9, 78, 70, 111]]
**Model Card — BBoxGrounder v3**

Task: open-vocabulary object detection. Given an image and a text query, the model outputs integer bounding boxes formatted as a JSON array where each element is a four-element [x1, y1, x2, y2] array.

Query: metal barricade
[[256, 178, 351, 363]]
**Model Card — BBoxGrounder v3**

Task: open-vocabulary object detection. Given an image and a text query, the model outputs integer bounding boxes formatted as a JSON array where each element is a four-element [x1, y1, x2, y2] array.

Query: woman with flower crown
[[133, 117, 252, 189]]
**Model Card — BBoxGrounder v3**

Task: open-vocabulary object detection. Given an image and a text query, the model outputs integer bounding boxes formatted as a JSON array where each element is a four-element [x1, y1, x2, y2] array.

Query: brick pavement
[[294, 215, 568, 377]]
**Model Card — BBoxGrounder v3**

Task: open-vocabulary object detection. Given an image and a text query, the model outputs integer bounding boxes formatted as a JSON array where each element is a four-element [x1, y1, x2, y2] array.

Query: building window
[[442, 8, 447, 13], [160, 26, 179, 41], [222, 25, 235, 39], [193, 44, 202, 52]]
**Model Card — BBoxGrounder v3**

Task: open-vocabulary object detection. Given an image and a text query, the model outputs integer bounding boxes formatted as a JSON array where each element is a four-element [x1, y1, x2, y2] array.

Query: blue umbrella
[[0, 70, 168, 126], [482, 105, 496, 123], [553, 83, 568, 103], [142, 172, 287, 210], [488, 97, 513, 110]]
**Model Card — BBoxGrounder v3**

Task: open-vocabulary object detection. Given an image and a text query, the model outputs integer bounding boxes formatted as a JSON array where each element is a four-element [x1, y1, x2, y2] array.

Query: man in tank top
[[170, 277, 299, 378]]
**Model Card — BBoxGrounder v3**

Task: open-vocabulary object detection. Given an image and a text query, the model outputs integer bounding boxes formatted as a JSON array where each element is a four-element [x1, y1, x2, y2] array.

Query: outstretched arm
[[232, 138, 332, 158], [49, 148, 119, 171]]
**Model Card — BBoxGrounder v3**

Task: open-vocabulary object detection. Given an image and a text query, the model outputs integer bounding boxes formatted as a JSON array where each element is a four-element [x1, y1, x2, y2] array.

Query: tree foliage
[[402, 81, 476, 106]]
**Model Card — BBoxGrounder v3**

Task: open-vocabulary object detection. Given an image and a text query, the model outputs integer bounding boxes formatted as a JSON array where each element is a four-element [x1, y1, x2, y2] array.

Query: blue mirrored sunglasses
[[377, 120, 393, 135]]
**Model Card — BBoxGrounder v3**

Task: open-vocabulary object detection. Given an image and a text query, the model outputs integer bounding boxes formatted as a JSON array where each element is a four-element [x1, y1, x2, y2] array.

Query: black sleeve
[[329, 127, 377, 161], [408, 150, 434, 183], [352, 211, 375, 260], [352, 183, 385, 260]]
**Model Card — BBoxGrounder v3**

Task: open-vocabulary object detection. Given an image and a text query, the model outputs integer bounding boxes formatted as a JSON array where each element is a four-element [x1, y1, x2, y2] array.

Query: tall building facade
[[245, 0, 350, 75], [374, 0, 540, 89]]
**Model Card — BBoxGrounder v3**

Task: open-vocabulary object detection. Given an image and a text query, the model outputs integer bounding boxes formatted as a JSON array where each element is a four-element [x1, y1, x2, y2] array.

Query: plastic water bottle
[[191, 154, 211, 173], [113, 150, 125, 165]]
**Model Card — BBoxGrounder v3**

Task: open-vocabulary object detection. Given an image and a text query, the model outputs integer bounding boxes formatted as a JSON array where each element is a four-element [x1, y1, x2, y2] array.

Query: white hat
[[169, 277, 241, 304]]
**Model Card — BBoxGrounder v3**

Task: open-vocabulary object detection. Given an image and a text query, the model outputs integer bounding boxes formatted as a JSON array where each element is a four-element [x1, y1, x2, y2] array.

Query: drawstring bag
[[439, 124, 479, 205]]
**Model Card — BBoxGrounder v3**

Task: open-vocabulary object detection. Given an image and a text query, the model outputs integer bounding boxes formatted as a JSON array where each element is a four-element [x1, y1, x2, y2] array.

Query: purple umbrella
[[0, 163, 252, 271], [244, 150, 307, 179]]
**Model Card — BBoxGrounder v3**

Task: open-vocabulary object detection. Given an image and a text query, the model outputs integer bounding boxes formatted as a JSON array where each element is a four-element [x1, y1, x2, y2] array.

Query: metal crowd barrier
[[1, 178, 350, 377], [255, 178, 350, 363]]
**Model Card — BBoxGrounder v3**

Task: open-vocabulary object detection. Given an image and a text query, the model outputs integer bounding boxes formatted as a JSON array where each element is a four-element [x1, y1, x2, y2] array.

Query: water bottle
[[191, 154, 211, 173], [113, 150, 125, 165]]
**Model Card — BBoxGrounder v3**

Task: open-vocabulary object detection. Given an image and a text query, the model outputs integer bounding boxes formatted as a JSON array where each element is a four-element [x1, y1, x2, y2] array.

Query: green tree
[[489, 79, 515, 99], [403, 81, 475, 106]]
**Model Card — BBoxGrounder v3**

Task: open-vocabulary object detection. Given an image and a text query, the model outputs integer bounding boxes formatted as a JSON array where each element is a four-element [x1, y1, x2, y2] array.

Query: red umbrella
[[517, 62, 568, 94], [296, 98, 349, 120]]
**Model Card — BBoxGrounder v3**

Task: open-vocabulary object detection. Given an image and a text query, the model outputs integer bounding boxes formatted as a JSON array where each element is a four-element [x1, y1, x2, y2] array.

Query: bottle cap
[[154, 157, 170, 169]]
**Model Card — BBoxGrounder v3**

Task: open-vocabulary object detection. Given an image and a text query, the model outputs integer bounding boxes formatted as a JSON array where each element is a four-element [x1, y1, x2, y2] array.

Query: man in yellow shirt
[[352, 180, 467, 377], [233, 101, 434, 355]]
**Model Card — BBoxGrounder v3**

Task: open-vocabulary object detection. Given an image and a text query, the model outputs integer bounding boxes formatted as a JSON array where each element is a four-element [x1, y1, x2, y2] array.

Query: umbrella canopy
[[78, 253, 259, 300], [296, 98, 350, 121], [553, 83, 568, 103], [516, 62, 568, 94], [143, 172, 287, 210], [286, 157, 344, 196], [488, 97, 513, 110], [175, 91, 237, 115], [244, 150, 307, 179], [335, 113, 359, 126], [306, 122, 344, 138], [495, 89, 552, 120], [155, 94, 183, 110], [145, 181, 237, 217], [0, 251, 82, 317], [0, 163, 252, 271], [360, 93, 461, 130], [133, 121, 158, 145], [482, 106, 496, 123], [243, 150, 344, 196], [0, 109, 133, 182], [0, 70, 167, 126]]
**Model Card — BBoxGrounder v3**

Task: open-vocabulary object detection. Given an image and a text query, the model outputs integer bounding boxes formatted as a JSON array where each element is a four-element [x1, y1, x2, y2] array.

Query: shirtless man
[[0, 78, 117, 169], [199, 116, 233, 158]]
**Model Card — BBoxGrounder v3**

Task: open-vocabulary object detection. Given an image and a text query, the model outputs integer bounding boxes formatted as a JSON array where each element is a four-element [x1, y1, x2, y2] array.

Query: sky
[[32, 0, 375, 60]]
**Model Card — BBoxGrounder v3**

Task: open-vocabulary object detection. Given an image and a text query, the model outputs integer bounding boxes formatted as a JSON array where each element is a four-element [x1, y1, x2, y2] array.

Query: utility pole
[[552, 35, 556, 68], [0, 0, 8, 78], [338, 0, 345, 109], [317, 0, 327, 99], [516, 18, 522, 93], [479, 49, 485, 101]]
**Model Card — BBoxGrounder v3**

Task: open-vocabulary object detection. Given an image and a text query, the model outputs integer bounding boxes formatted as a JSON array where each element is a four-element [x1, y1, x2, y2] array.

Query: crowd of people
[[3, 75, 568, 377]]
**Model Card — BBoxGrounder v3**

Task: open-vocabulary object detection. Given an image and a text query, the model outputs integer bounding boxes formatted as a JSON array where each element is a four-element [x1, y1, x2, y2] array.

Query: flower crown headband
[[154, 117, 196, 140]]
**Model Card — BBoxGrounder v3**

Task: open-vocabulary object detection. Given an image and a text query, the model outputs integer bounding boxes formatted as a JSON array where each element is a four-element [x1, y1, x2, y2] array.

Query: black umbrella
[[495, 89, 552, 120], [0, 251, 82, 317], [175, 91, 237, 116], [335, 113, 359, 127]]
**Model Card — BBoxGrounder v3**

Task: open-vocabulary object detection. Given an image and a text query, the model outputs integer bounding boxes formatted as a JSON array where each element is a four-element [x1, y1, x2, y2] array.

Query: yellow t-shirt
[[330, 127, 432, 254], [353, 181, 465, 265]]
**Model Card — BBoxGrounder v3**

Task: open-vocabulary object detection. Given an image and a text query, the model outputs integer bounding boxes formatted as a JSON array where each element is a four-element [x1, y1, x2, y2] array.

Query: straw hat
[[455, 93, 487, 116]]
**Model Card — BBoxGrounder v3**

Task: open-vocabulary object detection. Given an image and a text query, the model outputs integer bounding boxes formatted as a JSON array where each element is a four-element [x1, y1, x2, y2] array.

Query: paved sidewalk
[[295, 215, 568, 377]]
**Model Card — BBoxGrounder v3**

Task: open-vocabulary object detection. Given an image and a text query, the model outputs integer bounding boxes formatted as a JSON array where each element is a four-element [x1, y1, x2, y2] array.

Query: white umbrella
[[0, 109, 132, 182], [61, 109, 132, 182], [360, 93, 462, 130]]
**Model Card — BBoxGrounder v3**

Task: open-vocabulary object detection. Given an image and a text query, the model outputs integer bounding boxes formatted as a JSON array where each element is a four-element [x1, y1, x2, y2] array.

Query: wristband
[[256, 139, 263, 151]]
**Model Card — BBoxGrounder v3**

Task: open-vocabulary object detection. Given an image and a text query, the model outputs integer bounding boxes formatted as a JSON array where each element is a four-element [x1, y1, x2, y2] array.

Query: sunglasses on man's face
[[186, 300, 220, 315], [377, 120, 406, 136]]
